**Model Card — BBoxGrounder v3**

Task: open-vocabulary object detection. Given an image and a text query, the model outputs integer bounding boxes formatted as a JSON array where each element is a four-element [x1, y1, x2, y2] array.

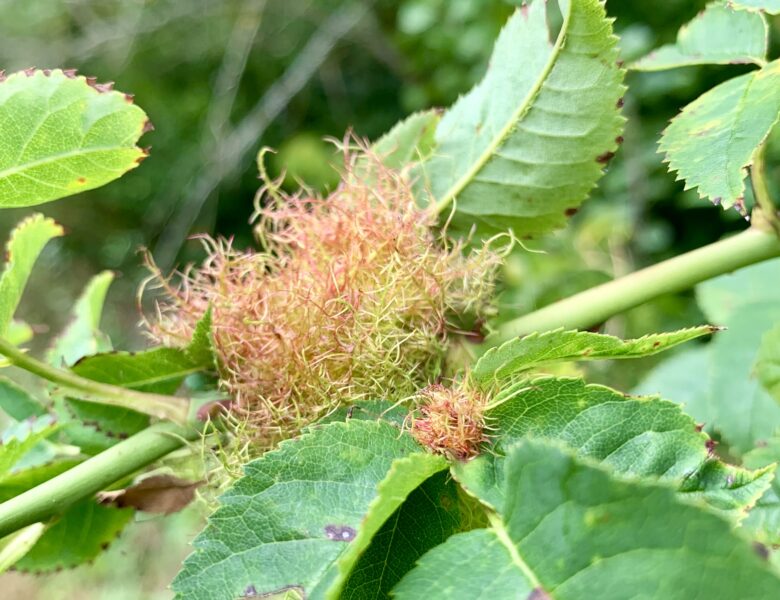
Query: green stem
[[0, 338, 188, 423], [492, 228, 780, 344], [751, 146, 780, 236], [0, 423, 196, 539]]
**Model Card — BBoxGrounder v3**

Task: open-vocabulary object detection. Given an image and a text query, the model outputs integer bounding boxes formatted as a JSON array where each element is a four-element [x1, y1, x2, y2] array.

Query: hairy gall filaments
[[144, 149, 500, 447]]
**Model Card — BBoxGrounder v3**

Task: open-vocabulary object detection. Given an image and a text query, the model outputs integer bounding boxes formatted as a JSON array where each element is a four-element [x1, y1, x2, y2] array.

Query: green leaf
[[0, 456, 133, 572], [185, 306, 216, 370], [0, 214, 63, 337], [472, 327, 714, 385], [394, 441, 780, 599], [71, 346, 202, 395], [0, 69, 150, 208], [743, 437, 780, 544], [0, 376, 45, 421], [6, 320, 33, 346], [327, 452, 447, 597], [660, 59, 780, 213], [13, 499, 133, 573], [758, 323, 780, 401], [372, 110, 440, 170], [60, 346, 200, 452], [338, 472, 465, 599], [414, 0, 625, 238], [455, 377, 771, 518], [733, 0, 780, 14], [173, 421, 444, 600], [632, 2, 768, 71], [316, 399, 408, 428], [46, 270, 114, 368], [0, 523, 45, 574], [639, 259, 780, 454], [0, 416, 58, 477]]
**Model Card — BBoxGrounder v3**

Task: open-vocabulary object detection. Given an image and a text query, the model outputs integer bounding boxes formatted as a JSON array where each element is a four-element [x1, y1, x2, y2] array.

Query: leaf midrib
[[433, 4, 572, 215], [0, 146, 141, 181]]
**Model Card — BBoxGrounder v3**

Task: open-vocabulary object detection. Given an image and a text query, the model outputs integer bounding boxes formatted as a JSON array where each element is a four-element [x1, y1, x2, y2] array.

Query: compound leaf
[[632, 2, 768, 71], [0, 69, 150, 207], [47, 270, 114, 368], [173, 421, 446, 600], [472, 327, 714, 385], [0, 214, 63, 337], [414, 0, 625, 238], [660, 59, 780, 213], [395, 441, 780, 599]]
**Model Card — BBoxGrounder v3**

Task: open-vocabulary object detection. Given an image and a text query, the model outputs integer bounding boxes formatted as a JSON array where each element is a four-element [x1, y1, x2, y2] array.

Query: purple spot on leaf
[[325, 525, 356, 542]]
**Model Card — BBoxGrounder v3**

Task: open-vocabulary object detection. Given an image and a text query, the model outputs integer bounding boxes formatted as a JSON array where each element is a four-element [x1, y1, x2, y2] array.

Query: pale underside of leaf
[[660, 59, 780, 212], [757, 323, 780, 402], [414, 0, 626, 238], [46, 270, 114, 368], [632, 2, 768, 71], [0, 214, 63, 338], [372, 109, 440, 170], [472, 326, 716, 385], [732, 0, 780, 15], [394, 441, 780, 599], [0, 69, 149, 207]]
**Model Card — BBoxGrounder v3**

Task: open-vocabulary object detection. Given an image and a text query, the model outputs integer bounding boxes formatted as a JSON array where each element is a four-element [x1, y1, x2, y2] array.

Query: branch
[[0, 338, 189, 423], [0, 423, 196, 539], [492, 228, 780, 344]]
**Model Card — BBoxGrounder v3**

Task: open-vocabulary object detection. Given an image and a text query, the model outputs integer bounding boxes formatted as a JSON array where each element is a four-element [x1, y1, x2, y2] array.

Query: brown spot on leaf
[[564, 207, 578, 217], [24, 67, 36, 77], [324, 524, 356, 542], [616, 97, 625, 108], [705, 438, 718, 456], [77, 177, 86, 184], [0, 70, 6, 83], [695, 423, 705, 432], [85, 76, 98, 87], [615, 135, 624, 145], [62, 68, 78, 79], [97, 475, 203, 515], [142, 119, 155, 134], [124, 93, 135, 103], [596, 151, 615, 164], [652, 341, 661, 348]]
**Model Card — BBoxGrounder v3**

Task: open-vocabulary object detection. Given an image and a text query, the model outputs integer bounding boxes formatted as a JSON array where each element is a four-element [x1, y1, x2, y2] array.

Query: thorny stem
[[751, 145, 780, 236], [0, 338, 189, 423], [0, 423, 197, 539], [492, 227, 780, 344]]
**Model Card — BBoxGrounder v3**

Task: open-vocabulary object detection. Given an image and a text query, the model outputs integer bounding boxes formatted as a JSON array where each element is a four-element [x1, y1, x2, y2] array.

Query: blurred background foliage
[[1, 0, 779, 597]]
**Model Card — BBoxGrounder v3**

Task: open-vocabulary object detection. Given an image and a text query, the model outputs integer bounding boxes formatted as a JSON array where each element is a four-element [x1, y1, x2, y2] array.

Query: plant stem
[[0, 338, 188, 423], [0, 423, 197, 539], [751, 145, 780, 236], [492, 228, 780, 344]]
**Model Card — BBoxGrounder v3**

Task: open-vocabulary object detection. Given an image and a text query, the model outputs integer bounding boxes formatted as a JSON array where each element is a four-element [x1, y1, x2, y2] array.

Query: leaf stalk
[[0, 338, 189, 423], [492, 228, 780, 343]]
